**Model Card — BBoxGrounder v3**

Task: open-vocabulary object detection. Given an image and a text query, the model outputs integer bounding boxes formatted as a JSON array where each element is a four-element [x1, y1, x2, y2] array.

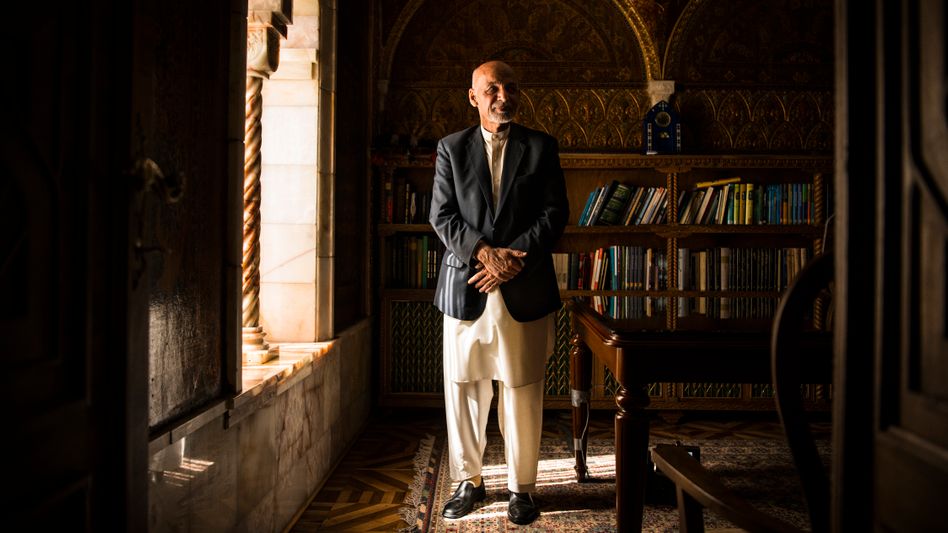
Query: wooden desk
[[567, 299, 832, 532]]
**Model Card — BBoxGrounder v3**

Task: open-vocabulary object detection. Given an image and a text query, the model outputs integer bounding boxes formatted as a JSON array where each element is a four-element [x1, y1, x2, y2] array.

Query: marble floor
[[285, 408, 831, 532]]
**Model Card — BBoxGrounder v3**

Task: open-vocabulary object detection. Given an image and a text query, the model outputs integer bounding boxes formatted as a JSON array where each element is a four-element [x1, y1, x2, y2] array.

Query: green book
[[597, 183, 633, 225]]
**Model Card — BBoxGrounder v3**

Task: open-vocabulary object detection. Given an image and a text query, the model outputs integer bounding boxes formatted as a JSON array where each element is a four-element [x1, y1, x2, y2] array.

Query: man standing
[[428, 60, 568, 525]]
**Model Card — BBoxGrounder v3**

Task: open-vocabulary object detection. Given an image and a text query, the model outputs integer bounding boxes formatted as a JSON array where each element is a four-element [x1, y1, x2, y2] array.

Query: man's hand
[[467, 267, 502, 293], [467, 243, 527, 293], [473, 243, 527, 281]]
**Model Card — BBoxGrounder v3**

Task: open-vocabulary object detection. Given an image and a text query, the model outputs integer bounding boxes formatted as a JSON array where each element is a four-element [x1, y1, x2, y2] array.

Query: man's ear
[[468, 88, 477, 107]]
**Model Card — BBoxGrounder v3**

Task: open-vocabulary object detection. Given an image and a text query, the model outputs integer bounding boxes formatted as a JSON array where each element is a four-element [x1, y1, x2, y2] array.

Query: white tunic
[[442, 127, 556, 387]]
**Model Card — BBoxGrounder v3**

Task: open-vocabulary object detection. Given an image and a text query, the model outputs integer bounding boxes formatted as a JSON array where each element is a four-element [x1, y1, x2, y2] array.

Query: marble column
[[243, 2, 292, 364]]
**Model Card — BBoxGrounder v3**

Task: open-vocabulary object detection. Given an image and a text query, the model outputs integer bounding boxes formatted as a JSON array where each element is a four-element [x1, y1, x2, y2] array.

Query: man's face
[[469, 62, 520, 131]]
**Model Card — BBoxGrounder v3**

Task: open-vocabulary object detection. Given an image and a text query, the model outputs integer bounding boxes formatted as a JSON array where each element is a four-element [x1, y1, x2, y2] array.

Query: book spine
[[590, 181, 618, 225], [695, 176, 741, 188], [578, 189, 598, 226]]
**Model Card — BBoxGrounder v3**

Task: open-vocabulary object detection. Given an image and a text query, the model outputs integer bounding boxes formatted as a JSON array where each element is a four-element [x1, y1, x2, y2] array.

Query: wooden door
[[837, 1, 948, 531], [3, 1, 149, 530], [3, 1, 243, 529], [874, 1, 948, 530]]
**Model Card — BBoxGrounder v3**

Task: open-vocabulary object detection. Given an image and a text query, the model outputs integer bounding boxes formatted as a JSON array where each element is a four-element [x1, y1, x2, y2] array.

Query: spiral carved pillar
[[242, 4, 291, 364]]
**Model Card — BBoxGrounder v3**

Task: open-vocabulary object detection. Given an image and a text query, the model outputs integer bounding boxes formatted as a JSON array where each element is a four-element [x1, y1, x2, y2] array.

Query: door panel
[[4, 1, 145, 530], [875, 1, 948, 531], [3, 0, 243, 529]]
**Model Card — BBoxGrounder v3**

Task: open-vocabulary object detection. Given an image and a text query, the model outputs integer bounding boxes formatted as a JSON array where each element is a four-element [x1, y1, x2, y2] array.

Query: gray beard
[[490, 110, 514, 123]]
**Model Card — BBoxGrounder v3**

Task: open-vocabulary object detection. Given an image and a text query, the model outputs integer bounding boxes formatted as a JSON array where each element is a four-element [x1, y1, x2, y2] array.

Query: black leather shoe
[[442, 480, 486, 519], [507, 491, 540, 525]]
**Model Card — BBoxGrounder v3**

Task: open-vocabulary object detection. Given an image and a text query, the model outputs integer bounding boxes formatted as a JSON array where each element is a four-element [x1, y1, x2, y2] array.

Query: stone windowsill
[[148, 341, 336, 456]]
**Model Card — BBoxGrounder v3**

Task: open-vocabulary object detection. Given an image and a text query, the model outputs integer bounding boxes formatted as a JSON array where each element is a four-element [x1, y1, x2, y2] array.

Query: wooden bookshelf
[[374, 152, 833, 411]]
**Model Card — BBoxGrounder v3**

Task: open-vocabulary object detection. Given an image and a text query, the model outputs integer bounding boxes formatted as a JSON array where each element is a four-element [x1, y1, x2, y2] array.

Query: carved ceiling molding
[[379, 0, 660, 83]]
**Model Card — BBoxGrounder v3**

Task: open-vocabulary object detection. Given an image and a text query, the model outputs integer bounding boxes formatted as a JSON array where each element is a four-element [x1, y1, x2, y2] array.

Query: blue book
[[589, 181, 618, 225], [578, 188, 599, 226]]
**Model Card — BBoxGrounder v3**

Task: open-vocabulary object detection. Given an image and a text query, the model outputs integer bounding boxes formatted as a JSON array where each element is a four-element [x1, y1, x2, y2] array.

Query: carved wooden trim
[[610, 0, 660, 79]]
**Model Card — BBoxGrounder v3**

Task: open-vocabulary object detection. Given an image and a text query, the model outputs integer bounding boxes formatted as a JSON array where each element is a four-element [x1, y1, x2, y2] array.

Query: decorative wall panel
[[385, 85, 831, 153], [376, 0, 834, 154], [663, 0, 833, 87], [544, 306, 573, 396], [391, 301, 444, 393], [385, 87, 650, 151], [676, 88, 833, 153], [387, 0, 648, 85]]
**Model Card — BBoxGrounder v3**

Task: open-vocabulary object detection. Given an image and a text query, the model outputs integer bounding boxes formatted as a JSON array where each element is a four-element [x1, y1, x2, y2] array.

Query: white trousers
[[444, 377, 545, 493]]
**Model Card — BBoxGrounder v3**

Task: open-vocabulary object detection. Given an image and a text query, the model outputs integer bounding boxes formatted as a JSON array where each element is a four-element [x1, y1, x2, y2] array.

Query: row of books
[[677, 182, 814, 225], [552, 247, 669, 292], [553, 246, 808, 294], [679, 296, 779, 320], [582, 293, 781, 321], [576, 178, 816, 227], [584, 295, 668, 319], [677, 247, 809, 318], [677, 247, 810, 293], [382, 177, 430, 224], [577, 183, 668, 226], [389, 235, 444, 289]]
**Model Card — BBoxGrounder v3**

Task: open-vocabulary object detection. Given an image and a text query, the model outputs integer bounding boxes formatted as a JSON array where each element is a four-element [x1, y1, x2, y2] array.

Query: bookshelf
[[374, 152, 833, 411]]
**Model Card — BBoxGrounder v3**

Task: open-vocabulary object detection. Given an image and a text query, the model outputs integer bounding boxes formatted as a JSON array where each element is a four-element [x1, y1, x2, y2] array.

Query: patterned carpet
[[288, 410, 831, 532], [402, 431, 829, 532]]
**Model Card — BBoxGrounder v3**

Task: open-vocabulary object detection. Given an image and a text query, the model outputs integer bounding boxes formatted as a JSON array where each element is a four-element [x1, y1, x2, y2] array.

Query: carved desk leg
[[570, 332, 592, 482], [615, 382, 651, 533]]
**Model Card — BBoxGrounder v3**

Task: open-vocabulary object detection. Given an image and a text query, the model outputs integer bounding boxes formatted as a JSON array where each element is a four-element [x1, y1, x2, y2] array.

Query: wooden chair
[[651, 252, 834, 533]]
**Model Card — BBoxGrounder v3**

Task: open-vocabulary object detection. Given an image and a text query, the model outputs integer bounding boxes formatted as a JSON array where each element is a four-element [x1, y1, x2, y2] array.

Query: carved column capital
[[247, 0, 293, 79]]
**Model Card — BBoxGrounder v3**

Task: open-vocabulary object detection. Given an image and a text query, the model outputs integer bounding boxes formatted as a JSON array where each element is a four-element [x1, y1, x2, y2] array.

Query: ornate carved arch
[[663, 0, 833, 87], [379, 0, 660, 83]]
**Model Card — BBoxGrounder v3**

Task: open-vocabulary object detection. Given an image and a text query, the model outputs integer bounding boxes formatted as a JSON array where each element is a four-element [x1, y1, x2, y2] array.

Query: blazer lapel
[[495, 124, 525, 219], [466, 131, 494, 219]]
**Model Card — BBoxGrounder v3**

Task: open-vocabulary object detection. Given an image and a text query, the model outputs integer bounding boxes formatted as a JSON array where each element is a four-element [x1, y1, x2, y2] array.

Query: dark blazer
[[429, 123, 569, 321]]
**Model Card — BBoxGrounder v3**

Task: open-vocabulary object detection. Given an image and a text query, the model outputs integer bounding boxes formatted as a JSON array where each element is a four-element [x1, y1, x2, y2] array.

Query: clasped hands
[[468, 243, 527, 293]]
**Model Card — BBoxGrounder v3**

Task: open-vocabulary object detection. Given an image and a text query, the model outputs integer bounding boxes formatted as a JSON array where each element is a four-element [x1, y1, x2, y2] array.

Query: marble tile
[[263, 79, 318, 106], [261, 165, 318, 224], [269, 60, 315, 82], [187, 418, 239, 533], [275, 434, 311, 529], [260, 281, 316, 342], [236, 489, 276, 533], [261, 106, 318, 165], [284, 16, 318, 49], [260, 222, 316, 283], [236, 402, 278, 525], [148, 439, 191, 532], [308, 430, 333, 492], [306, 361, 331, 439], [146, 328, 373, 533], [293, 0, 318, 17], [277, 383, 311, 460]]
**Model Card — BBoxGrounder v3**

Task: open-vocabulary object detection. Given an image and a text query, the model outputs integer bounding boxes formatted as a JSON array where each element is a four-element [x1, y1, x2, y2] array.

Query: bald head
[[471, 61, 515, 87], [469, 61, 520, 132]]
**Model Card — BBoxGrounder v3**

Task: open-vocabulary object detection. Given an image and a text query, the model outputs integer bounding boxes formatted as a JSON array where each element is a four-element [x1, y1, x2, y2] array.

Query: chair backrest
[[771, 251, 834, 533], [651, 252, 835, 533]]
